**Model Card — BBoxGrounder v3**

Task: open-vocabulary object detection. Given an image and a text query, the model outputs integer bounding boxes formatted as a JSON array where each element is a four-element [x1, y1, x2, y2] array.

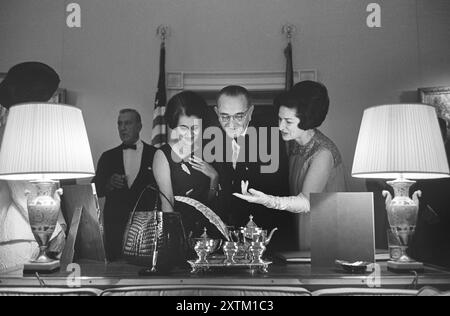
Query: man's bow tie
[[121, 144, 137, 150]]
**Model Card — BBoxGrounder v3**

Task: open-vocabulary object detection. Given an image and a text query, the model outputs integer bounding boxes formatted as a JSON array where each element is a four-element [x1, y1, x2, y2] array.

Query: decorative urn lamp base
[[383, 178, 424, 272], [24, 180, 63, 272]]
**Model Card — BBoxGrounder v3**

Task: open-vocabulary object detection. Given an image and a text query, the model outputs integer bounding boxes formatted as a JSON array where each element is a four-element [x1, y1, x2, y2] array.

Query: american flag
[[151, 42, 167, 148], [284, 42, 294, 91]]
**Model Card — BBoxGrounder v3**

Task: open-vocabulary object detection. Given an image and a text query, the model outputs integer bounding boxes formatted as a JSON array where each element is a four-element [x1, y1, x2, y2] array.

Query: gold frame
[[49, 88, 67, 104], [419, 86, 450, 124]]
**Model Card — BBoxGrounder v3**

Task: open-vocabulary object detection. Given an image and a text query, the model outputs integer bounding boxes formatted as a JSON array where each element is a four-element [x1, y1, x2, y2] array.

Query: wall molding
[[167, 71, 299, 92], [166, 70, 317, 105], [167, 70, 319, 92]]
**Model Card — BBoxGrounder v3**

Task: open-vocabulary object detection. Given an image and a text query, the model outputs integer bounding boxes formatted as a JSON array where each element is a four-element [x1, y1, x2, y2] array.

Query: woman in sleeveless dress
[[153, 91, 222, 239], [234, 81, 348, 250]]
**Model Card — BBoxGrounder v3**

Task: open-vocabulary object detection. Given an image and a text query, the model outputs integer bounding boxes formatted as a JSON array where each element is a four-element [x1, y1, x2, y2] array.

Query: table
[[1, 260, 450, 292]]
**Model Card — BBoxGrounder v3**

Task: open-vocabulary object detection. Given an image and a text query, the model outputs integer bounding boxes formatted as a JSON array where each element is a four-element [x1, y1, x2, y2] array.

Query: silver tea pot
[[240, 215, 278, 247]]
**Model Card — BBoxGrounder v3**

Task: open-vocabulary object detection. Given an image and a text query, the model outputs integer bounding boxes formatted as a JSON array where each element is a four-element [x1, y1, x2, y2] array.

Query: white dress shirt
[[123, 140, 143, 188], [232, 139, 241, 170], [231, 127, 248, 169]]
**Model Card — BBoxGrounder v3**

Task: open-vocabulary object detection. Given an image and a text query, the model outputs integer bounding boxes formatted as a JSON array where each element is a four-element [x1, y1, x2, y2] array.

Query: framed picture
[[50, 88, 67, 104], [0, 73, 8, 122], [0, 72, 66, 104], [419, 86, 450, 125]]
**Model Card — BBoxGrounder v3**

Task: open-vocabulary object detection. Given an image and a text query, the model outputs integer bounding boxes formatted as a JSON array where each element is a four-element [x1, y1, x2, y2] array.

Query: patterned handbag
[[122, 188, 187, 269]]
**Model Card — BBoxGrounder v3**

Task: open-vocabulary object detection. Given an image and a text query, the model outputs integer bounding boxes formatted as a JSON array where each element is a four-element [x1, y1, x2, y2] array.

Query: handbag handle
[[129, 185, 175, 220]]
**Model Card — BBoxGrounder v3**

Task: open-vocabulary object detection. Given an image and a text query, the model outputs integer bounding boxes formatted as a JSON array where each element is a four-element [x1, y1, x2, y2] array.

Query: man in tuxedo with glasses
[[93, 109, 157, 261]]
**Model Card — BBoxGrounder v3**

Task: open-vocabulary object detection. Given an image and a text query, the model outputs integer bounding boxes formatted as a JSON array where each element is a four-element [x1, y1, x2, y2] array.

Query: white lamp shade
[[352, 104, 450, 180], [0, 103, 95, 180]]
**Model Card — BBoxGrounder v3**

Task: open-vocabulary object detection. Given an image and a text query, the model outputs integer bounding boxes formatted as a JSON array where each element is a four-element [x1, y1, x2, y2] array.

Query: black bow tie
[[122, 144, 137, 150]]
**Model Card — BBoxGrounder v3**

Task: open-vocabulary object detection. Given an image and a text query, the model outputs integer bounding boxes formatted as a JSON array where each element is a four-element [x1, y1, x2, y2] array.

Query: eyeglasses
[[177, 125, 201, 136], [217, 108, 251, 124]]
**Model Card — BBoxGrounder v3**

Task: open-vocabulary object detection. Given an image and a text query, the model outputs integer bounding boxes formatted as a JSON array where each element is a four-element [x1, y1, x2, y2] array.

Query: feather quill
[[175, 196, 230, 241]]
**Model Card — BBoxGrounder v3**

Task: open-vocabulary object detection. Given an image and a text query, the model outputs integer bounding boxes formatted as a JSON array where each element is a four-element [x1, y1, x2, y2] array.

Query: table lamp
[[352, 104, 450, 271], [0, 103, 95, 270]]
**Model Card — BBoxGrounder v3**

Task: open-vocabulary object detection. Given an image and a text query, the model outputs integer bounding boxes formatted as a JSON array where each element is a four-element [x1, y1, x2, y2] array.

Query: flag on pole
[[284, 42, 294, 91], [151, 42, 167, 148]]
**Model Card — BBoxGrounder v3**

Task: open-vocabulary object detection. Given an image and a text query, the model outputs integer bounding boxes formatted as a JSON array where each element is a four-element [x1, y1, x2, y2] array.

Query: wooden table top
[[2, 260, 450, 291]]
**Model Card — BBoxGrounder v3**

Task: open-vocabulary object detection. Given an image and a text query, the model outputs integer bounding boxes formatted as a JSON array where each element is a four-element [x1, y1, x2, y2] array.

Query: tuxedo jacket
[[92, 142, 157, 261]]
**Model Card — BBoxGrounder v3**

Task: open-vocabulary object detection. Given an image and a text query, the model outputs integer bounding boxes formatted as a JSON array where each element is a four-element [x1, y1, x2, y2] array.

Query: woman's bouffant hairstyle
[[165, 91, 208, 129], [274, 81, 330, 130]]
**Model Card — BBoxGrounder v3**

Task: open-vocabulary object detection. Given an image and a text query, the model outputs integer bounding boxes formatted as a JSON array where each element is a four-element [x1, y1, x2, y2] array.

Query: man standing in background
[[93, 109, 157, 261]]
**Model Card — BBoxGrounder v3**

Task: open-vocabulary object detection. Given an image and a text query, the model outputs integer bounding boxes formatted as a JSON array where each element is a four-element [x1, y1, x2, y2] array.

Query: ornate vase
[[25, 181, 62, 263], [383, 179, 421, 263]]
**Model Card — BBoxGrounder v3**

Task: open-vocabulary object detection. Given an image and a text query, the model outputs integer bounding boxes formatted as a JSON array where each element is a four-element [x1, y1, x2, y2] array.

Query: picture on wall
[[0, 73, 7, 121], [49, 88, 67, 104], [419, 86, 450, 128]]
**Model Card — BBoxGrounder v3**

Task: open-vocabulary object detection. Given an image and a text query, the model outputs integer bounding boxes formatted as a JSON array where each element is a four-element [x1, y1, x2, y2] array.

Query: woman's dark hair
[[165, 91, 208, 129], [274, 81, 330, 130]]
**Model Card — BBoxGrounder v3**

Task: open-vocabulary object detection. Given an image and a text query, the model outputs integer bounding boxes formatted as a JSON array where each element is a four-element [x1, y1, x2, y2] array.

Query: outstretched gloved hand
[[233, 181, 310, 214]]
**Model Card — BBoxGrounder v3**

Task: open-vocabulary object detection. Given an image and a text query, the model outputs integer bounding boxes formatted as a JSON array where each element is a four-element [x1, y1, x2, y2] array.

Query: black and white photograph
[[0, 0, 449, 300]]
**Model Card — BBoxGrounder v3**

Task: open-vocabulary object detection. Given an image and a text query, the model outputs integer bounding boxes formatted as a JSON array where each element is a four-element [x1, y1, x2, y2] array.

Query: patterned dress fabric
[[287, 130, 348, 250]]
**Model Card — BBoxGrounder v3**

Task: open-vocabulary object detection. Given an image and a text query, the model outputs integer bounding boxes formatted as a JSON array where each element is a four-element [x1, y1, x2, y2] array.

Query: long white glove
[[233, 181, 310, 214]]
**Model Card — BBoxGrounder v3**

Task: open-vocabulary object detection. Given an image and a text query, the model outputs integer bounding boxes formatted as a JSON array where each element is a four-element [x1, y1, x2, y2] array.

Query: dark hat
[[0, 62, 60, 109]]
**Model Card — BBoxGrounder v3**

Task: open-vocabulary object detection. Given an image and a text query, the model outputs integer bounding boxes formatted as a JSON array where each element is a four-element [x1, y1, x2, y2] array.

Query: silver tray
[[187, 256, 272, 274]]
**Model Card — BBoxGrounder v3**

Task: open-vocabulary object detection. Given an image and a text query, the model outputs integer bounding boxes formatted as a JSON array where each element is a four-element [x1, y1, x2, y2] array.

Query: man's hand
[[106, 174, 127, 192]]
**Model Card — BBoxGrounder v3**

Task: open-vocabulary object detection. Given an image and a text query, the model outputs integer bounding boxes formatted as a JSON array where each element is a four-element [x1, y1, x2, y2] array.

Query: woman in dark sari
[[153, 91, 221, 239]]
